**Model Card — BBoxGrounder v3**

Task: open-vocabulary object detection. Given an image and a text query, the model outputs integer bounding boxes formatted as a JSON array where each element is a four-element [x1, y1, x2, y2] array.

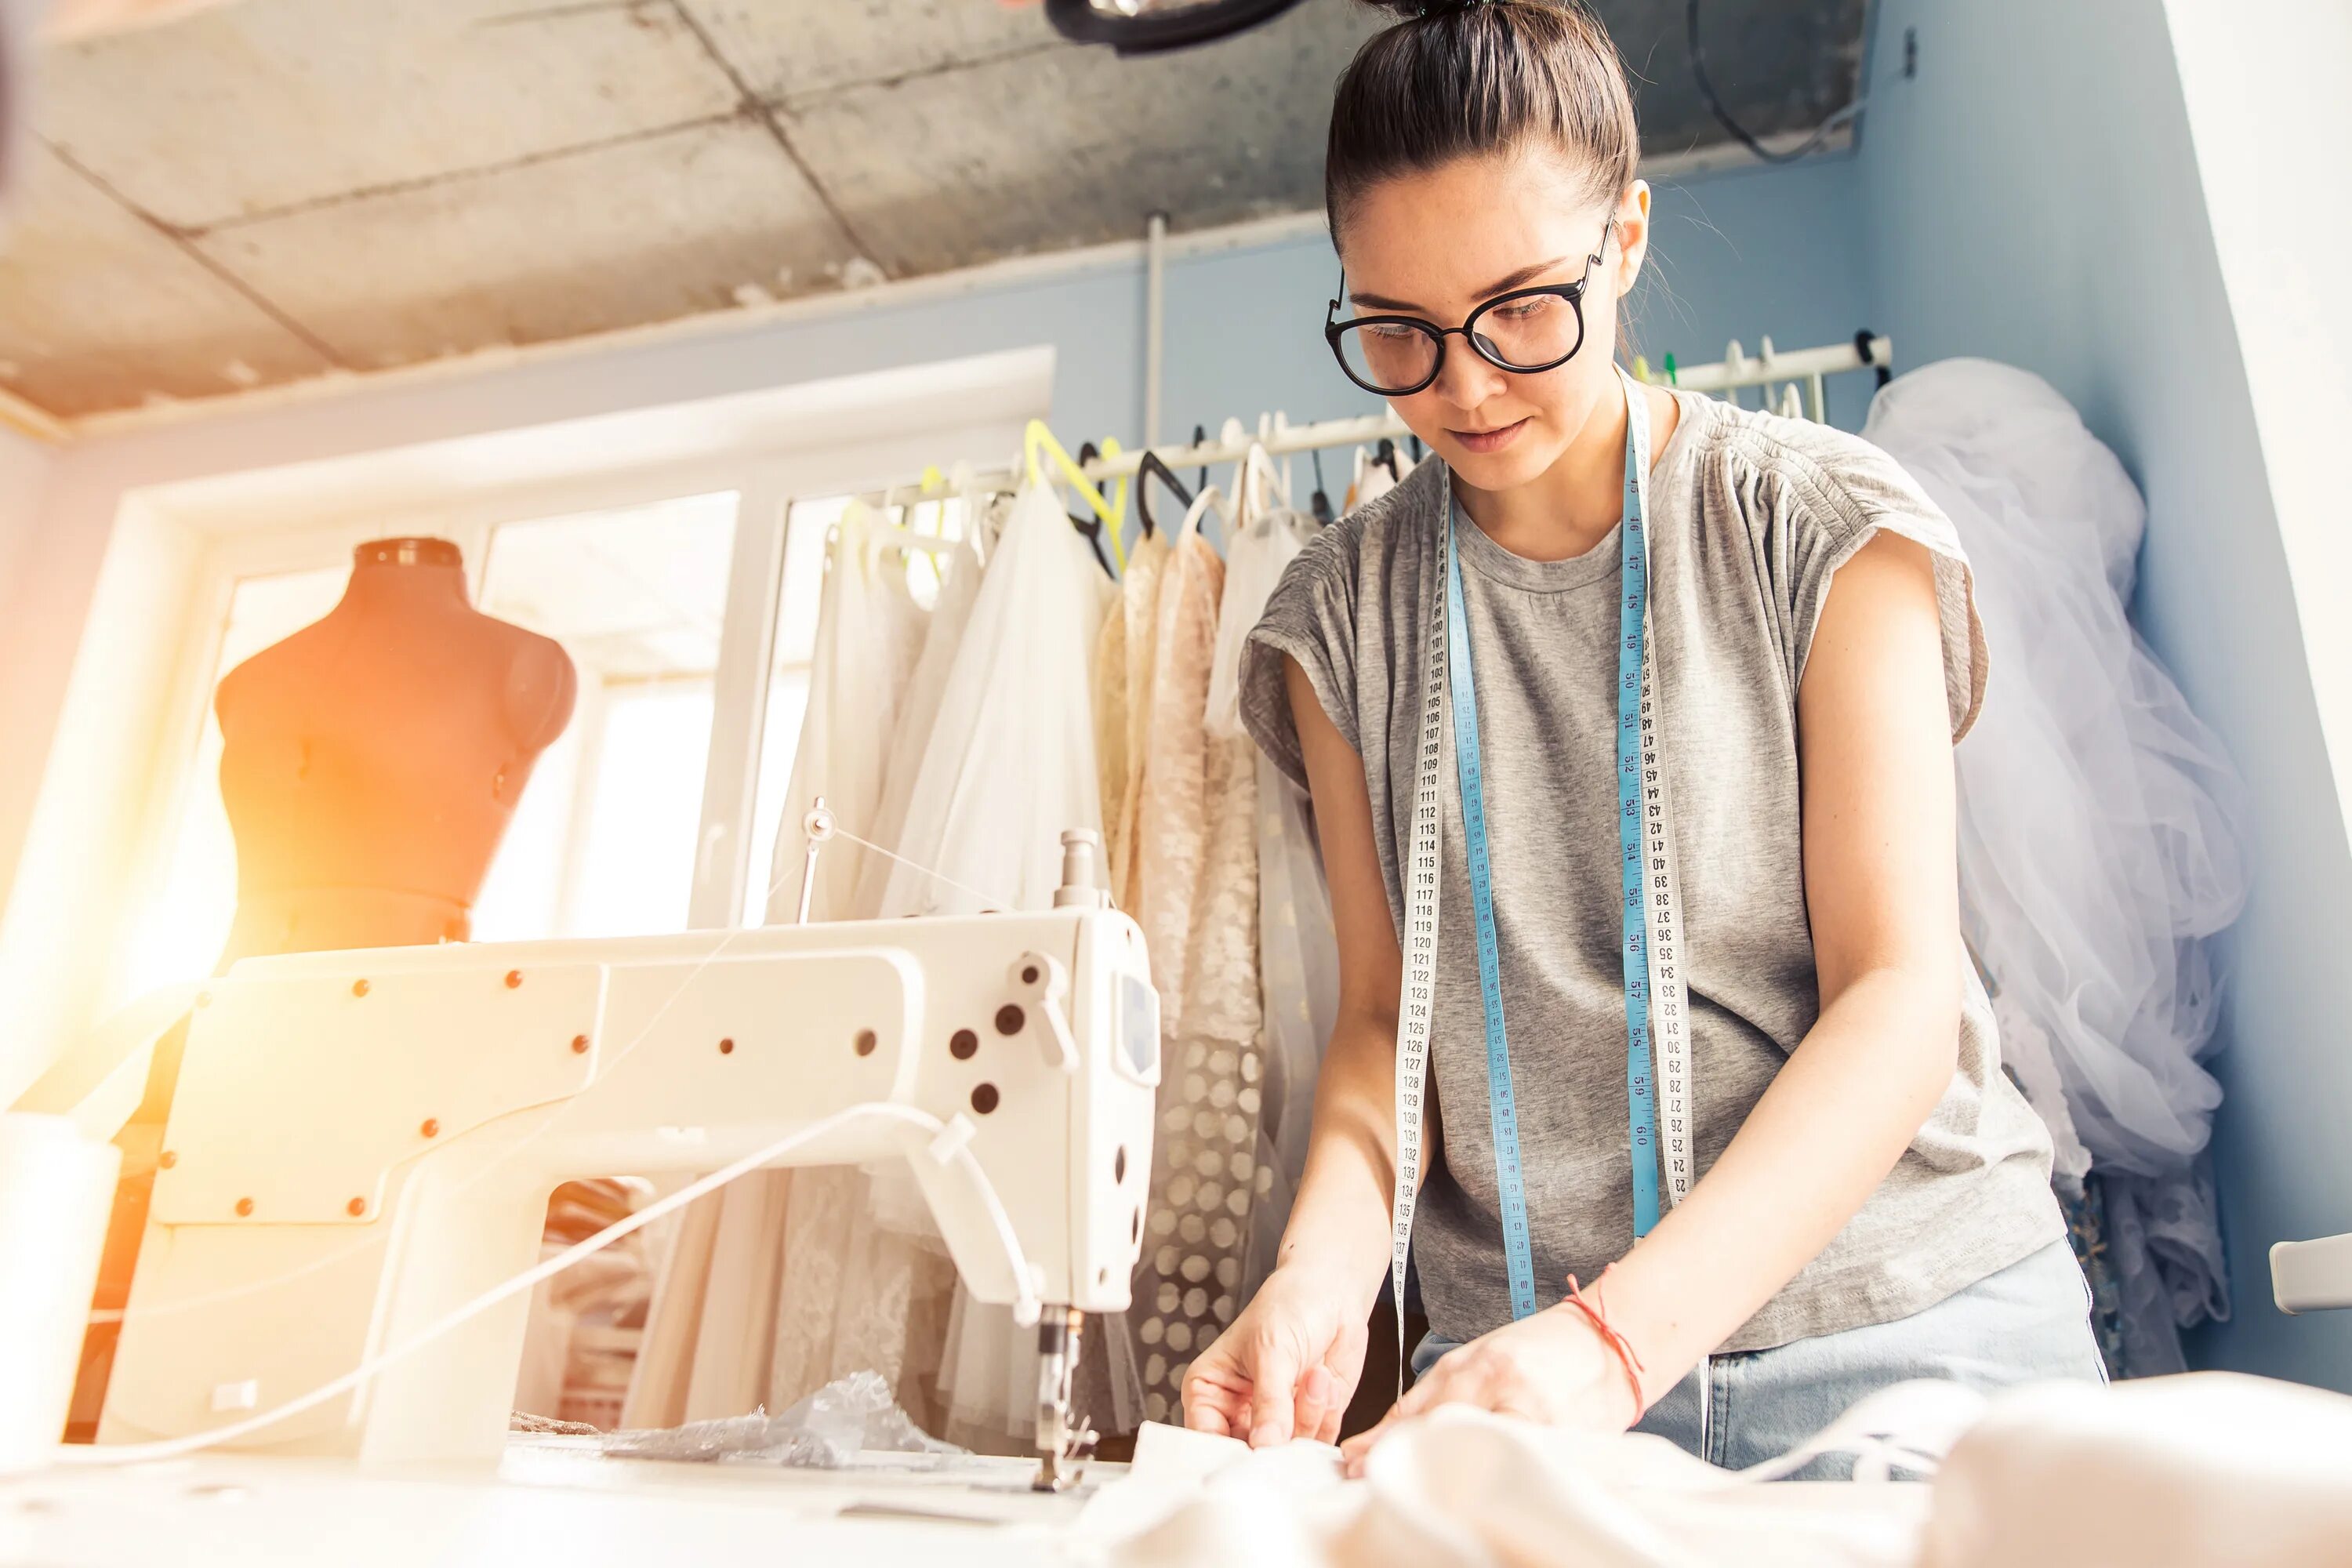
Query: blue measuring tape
[[1428, 373, 1685, 1325], [1443, 519, 1541, 1319]]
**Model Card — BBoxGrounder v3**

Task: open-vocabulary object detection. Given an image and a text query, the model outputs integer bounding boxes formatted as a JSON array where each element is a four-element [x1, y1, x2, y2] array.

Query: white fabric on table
[[1864, 359, 2252, 1374], [1084, 1374, 2352, 1568], [1919, 1373, 2352, 1568], [1080, 1390, 1968, 1568]]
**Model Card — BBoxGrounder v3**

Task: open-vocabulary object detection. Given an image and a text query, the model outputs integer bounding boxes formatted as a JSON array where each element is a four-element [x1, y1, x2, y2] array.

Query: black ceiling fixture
[[1042, 0, 1308, 55]]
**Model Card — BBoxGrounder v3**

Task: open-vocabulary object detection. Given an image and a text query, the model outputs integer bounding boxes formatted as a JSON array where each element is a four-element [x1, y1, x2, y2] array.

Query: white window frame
[[96, 353, 1048, 1014]]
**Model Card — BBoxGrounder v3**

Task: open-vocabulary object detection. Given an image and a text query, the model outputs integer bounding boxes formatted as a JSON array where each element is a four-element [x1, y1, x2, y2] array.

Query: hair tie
[[1415, 0, 1493, 16]]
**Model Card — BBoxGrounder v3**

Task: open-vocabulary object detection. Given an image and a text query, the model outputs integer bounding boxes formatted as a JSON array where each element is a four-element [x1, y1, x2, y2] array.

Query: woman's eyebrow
[[1349, 254, 1578, 314]]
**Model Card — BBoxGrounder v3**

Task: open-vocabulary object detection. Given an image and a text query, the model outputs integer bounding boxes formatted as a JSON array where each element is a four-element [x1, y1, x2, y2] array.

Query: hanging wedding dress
[[1204, 481, 1336, 1297], [623, 500, 935, 1428], [757, 499, 1010, 1432], [853, 495, 1005, 919], [1098, 527, 1175, 908], [836, 479, 1117, 1449], [1120, 481, 1276, 1425], [1863, 358, 2251, 1376]]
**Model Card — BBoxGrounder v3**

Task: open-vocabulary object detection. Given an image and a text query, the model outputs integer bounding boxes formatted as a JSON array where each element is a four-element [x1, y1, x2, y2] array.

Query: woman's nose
[[1431, 336, 1508, 412]]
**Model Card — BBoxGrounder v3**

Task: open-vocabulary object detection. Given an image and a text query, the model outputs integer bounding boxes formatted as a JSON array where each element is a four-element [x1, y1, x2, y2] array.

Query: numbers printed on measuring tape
[[1389, 371, 1696, 1388]]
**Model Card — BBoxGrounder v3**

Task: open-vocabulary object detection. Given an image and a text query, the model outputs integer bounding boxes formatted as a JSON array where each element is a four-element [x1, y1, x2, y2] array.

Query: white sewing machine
[[94, 833, 1158, 1490]]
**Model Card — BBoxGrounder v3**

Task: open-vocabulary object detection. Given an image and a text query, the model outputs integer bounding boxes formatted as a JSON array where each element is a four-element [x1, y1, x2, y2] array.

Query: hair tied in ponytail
[[1329, 0, 1640, 242]]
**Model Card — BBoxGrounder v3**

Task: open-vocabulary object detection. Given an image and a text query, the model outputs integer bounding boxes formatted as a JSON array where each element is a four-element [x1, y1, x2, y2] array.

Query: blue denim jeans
[[1408, 1238, 2104, 1478]]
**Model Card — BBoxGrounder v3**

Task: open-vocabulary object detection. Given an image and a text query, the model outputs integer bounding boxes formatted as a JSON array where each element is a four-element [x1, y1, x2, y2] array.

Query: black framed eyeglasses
[[1324, 223, 1613, 397]]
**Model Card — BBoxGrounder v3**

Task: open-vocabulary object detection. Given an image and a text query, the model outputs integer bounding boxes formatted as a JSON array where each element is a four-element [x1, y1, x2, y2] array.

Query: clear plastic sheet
[[601, 1370, 967, 1468], [1864, 360, 2252, 1374]]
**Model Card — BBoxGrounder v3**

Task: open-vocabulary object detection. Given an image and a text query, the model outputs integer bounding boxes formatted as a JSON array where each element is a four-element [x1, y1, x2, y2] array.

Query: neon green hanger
[[1024, 419, 1127, 572]]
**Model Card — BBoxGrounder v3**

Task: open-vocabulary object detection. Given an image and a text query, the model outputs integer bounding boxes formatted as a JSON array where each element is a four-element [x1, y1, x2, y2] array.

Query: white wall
[[1858, 0, 2352, 1388], [2162, 0, 2352, 1388], [0, 423, 52, 613]]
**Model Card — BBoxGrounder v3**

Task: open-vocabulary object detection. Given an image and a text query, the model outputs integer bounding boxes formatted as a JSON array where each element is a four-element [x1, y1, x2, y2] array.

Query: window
[[472, 492, 739, 942], [111, 492, 753, 1005]]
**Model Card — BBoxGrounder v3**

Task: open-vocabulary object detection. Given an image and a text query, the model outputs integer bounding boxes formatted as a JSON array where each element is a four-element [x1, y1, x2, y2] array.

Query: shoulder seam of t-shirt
[[1704, 418, 1893, 545], [1697, 412, 1985, 739]]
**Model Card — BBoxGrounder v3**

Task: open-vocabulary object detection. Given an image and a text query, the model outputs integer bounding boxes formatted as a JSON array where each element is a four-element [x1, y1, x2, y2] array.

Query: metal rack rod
[[868, 335, 1890, 508]]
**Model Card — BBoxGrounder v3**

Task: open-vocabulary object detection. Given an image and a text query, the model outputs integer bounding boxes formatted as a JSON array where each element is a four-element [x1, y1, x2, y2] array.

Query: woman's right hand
[[1180, 1260, 1369, 1446]]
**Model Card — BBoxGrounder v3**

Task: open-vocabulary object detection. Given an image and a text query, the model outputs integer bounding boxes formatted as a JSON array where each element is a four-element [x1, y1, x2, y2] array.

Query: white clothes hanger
[[1177, 482, 1234, 551]]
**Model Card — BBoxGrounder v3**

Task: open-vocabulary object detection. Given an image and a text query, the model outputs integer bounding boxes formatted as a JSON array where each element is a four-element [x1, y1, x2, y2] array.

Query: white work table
[[2, 1441, 1118, 1566], [2, 1431, 1939, 1566]]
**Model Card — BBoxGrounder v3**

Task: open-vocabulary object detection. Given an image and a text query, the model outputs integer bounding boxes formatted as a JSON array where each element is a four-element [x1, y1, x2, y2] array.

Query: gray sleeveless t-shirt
[[1237, 390, 2062, 1353]]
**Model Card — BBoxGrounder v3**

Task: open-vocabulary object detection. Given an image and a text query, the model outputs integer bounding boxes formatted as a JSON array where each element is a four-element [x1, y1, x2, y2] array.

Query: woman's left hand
[[1338, 1304, 1645, 1476]]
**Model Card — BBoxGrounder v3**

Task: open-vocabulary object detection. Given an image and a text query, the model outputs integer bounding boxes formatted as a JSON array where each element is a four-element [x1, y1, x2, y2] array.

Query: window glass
[[474, 492, 739, 941]]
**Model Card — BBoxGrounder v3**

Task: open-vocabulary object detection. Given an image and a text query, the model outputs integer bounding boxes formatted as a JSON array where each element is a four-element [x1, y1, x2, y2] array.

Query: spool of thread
[[0, 1112, 119, 1474]]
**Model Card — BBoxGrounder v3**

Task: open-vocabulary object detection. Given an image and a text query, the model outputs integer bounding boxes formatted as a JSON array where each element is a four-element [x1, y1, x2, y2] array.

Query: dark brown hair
[[1326, 0, 1640, 244]]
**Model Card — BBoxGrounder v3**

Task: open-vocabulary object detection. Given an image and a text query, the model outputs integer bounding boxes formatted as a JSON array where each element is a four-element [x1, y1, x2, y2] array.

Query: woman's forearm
[[1596, 964, 1958, 1404], [1272, 1004, 1408, 1316]]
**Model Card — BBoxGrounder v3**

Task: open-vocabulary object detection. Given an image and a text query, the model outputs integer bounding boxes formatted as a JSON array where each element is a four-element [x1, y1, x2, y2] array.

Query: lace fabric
[[1218, 509, 1339, 1298]]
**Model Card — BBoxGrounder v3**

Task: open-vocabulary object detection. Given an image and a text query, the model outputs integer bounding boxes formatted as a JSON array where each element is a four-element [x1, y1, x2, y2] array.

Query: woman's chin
[[1439, 433, 1561, 493]]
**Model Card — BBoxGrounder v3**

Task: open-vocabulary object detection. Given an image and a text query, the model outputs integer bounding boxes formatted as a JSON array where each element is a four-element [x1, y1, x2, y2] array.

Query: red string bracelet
[[1561, 1266, 1650, 1419]]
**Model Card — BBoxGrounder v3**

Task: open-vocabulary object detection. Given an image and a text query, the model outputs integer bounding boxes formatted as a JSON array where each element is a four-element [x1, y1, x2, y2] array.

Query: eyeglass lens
[[1334, 289, 1584, 394]]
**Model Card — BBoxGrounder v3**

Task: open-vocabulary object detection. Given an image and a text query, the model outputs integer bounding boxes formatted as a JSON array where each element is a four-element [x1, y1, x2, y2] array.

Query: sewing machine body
[[98, 904, 1158, 1468]]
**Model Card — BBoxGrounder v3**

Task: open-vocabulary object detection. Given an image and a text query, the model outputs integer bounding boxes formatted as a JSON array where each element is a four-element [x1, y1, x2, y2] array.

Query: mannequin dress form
[[210, 535, 575, 962], [71, 536, 576, 1435]]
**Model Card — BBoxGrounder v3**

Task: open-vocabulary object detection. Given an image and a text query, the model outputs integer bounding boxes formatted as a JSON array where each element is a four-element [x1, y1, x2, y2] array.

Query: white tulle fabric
[[624, 501, 936, 1429], [760, 503, 1007, 1436], [1864, 359, 2251, 1374], [862, 481, 1116, 1448]]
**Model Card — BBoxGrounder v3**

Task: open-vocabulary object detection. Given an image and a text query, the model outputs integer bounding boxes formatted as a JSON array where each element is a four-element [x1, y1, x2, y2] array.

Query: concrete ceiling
[[0, 0, 1864, 423]]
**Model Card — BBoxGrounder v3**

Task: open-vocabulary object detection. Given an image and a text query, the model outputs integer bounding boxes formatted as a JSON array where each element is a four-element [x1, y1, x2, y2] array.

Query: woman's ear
[[1613, 180, 1653, 291]]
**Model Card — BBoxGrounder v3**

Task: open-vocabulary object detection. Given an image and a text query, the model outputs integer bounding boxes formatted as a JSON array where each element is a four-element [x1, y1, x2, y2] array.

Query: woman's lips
[[1449, 417, 1530, 454]]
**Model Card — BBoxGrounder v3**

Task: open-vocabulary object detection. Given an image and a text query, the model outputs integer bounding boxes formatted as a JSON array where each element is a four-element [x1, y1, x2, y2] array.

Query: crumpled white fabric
[[1864, 360, 2252, 1374], [1918, 1373, 2352, 1568], [1080, 1385, 1985, 1568], [1081, 1374, 2352, 1568]]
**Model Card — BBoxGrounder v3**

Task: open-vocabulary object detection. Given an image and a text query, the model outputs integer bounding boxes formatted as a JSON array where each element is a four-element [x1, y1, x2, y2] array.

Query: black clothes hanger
[[1856, 328, 1892, 388], [1069, 442, 1116, 577], [1374, 437, 1399, 481], [1192, 424, 1210, 494], [1309, 448, 1335, 525], [1134, 450, 1194, 539], [1408, 434, 1425, 463]]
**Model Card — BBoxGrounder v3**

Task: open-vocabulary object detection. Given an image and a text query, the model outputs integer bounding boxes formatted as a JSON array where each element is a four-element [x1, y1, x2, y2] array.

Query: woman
[[1189, 0, 2101, 1475]]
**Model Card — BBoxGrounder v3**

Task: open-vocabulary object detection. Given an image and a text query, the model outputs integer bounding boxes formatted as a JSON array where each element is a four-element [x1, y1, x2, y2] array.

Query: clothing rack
[[862, 333, 1892, 510]]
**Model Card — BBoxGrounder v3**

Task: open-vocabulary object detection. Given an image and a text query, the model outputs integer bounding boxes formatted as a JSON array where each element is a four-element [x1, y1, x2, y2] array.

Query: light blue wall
[[1857, 0, 2352, 1389], [1640, 156, 1881, 431], [1149, 158, 1881, 455]]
